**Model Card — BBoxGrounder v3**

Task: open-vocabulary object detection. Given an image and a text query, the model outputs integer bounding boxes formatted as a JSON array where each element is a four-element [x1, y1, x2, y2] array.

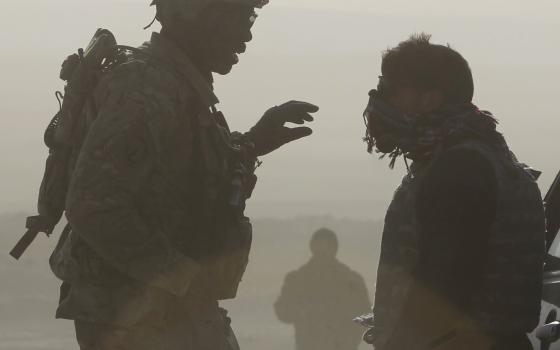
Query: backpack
[[10, 28, 132, 259]]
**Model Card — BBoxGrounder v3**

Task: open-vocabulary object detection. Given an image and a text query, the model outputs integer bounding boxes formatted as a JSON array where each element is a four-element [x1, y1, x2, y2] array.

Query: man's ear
[[420, 90, 444, 112]]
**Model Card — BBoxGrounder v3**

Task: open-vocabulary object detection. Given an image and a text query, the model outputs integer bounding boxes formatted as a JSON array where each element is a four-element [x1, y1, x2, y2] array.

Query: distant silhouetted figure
[[274, 228, 370, 350]]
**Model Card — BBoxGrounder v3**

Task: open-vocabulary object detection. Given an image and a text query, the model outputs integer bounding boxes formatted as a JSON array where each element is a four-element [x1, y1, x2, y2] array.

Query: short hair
[[310, 228, 338, 256], [381, 33, 474, 104]]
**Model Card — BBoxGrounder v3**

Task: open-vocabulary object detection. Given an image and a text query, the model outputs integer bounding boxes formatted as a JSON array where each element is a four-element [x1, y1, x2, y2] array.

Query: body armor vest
[[122, 42, 257, 301], [373, 139, 545, 348], [193, 107, 255, 300]]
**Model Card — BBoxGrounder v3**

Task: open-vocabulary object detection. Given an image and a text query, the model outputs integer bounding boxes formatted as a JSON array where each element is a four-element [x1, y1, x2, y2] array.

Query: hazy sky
[[1, 0, 559, 219]]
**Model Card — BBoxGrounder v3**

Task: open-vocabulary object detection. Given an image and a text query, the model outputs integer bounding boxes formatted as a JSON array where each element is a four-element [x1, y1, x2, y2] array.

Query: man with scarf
[[363, 33, 546, 350]]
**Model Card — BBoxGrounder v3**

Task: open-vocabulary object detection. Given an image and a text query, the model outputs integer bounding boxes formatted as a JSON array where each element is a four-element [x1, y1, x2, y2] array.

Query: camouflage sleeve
[[65, 64, 200, 296]]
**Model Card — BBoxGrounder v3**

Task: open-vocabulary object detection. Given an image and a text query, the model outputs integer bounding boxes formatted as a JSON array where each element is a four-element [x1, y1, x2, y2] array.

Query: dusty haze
[[1, 0, 559, 219], [0, 1, 559, 349]]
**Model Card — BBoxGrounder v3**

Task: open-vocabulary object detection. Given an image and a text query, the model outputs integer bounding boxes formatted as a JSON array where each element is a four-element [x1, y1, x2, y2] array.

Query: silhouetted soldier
[[275, 228, 370, 350], [361, 34, 545, 350], [43, 0, 318, 349]]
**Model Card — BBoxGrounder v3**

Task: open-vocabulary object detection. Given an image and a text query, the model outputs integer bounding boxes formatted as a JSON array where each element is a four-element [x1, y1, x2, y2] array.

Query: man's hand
[[247, 101, 319, 157]]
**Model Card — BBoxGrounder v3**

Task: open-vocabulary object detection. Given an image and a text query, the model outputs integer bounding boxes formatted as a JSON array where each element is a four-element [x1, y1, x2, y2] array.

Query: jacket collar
[[140, 32, 220, 108]]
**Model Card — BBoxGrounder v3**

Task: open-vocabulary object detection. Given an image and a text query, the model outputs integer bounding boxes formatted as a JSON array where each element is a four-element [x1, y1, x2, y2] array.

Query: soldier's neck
[[160, 28, 212, 80]]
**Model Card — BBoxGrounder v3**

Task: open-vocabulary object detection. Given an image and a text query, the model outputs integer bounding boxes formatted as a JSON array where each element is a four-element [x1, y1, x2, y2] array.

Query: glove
[[246, 100, 319, 157]]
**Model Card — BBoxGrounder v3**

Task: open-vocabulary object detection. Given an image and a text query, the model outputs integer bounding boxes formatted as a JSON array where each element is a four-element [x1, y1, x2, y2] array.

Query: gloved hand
[[246, 101, 319, 157]]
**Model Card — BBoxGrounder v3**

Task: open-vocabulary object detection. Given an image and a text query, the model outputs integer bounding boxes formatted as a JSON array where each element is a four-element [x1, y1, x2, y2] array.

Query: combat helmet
[[151, 0, 269, 22]]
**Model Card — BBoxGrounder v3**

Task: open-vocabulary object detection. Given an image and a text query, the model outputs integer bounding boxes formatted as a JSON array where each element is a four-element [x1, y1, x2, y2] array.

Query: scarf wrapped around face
[[376, 104, 508, 168]]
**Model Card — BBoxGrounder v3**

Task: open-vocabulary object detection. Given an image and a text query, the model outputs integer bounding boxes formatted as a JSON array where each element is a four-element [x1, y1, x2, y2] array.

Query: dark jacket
[[372, 110, 545, 350]]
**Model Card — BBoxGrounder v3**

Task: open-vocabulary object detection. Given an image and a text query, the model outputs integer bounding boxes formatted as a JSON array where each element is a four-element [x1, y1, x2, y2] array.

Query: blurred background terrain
[[1, 0, 559, 348], [1, 213, 381, 349]]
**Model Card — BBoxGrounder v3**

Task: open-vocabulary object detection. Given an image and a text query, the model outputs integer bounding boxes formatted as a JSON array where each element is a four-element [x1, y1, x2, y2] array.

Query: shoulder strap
[[116, 45, 219, 109]]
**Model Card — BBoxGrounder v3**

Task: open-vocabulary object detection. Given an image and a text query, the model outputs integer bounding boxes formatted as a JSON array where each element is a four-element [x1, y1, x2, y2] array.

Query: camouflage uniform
[[49, 32, 255, 349]]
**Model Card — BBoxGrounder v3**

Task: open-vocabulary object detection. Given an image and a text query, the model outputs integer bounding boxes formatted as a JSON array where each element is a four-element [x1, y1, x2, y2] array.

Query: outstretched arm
[[274, 271, 303, 323]]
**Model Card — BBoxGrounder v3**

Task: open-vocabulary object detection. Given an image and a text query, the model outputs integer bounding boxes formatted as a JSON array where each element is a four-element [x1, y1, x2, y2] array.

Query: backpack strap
[[116, 43, 219, 110]]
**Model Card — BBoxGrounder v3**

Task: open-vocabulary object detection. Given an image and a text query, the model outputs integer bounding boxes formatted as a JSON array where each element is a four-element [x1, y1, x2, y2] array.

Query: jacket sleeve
[[415, 147, 497, 304], [65, 65, 200, 297], [351, 273, 372, 313], [274, 271, 301, 323]]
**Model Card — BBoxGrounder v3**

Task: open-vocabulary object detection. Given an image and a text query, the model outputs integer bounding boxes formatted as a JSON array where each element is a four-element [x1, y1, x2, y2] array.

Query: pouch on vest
[[195, 108, 255, 300]]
